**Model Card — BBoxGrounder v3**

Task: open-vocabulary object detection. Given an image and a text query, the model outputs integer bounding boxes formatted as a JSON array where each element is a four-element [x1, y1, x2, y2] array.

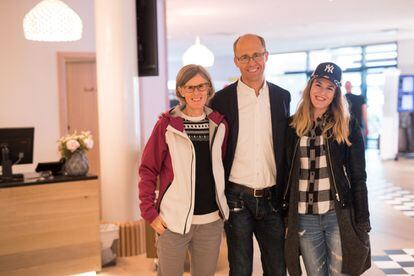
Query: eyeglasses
[[236, 52, 267, 64], [181, 82, 211, 93]]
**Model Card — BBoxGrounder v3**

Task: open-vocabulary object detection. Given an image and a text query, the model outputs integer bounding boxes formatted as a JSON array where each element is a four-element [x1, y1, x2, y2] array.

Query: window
[[266, 52, 307, 74], [309, 47, 362, 70], [365, 43, 398, 67], [267, 73, 307, 113], [266, 42, 398, 148]]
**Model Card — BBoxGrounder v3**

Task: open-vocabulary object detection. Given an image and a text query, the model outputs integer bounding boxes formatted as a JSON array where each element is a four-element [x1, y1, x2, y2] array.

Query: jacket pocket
[[340, 207, 371, 275], [349, 207, 370, 246]]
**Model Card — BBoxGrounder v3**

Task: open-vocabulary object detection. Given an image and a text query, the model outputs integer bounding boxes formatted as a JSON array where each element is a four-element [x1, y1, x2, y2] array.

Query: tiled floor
[[378, 186, 414, 218], [373, 249, 414, 275], [98, 150, 414, 275]]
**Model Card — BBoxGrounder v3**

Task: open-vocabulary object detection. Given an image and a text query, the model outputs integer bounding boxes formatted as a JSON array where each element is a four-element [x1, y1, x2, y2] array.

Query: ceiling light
[[381, 28, 399, 36], [182, 36, 214, 67], [23, 0, 83, 42]]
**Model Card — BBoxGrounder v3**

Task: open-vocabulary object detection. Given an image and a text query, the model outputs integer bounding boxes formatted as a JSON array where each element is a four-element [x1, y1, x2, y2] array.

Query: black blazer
[[210, 81, 291, 207]]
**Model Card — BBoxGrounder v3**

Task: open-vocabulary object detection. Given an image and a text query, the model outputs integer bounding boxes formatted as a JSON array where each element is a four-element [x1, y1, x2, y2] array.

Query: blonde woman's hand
[[150, 216, 167, 235]]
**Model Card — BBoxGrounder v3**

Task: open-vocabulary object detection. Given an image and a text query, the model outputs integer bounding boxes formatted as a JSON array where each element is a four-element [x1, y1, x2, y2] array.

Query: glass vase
[[64, 150, 89, 176]]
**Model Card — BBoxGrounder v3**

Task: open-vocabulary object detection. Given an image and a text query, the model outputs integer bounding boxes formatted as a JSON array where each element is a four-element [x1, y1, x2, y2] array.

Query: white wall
[[168, 55, 239, 92], [0, 0, 170, 221], [398, 39, 414, 74], [0, 0, 95, 172], [139, 0, 169, 143]]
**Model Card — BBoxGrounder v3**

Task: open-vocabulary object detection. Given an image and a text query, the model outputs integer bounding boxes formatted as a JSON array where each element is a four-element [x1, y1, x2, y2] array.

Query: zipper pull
[[335, 193, 340, 202]]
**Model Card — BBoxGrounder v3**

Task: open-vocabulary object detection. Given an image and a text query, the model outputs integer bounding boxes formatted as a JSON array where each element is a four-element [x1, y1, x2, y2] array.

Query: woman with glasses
[[283, 62, 371, 276], [139, 64, 229, 276]]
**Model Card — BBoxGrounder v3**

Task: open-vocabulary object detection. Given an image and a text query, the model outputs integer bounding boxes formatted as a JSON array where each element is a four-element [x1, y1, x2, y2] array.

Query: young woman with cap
[[283, 62, 371, 276], [138, 64, 229, 276]]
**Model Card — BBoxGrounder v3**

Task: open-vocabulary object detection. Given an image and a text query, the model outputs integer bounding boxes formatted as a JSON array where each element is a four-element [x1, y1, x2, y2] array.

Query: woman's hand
[[150, 216, 167, 235]]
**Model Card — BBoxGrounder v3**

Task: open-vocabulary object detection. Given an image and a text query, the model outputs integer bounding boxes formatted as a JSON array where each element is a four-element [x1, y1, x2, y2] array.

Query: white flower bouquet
[[58, 131, 94, 160]]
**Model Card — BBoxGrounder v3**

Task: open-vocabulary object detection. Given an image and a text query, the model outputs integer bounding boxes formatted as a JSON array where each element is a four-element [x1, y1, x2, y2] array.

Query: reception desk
[[0, 175, 101, 275]]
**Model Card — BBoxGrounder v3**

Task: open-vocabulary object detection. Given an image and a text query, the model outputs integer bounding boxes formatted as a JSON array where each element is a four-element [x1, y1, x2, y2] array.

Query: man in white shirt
[[210, 34, 291, 276]]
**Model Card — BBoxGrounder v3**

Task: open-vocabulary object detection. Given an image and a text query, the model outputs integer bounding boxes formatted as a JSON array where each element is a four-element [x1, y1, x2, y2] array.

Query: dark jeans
[[225, 189, 286, 276]]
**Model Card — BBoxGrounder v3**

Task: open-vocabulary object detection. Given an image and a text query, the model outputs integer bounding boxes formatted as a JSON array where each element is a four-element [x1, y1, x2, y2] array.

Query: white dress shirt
[[229, 80, 276, 189]]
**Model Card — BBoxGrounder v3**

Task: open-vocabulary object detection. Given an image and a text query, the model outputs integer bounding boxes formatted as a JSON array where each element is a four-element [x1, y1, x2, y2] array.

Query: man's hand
[[150, 216, 167, 235]]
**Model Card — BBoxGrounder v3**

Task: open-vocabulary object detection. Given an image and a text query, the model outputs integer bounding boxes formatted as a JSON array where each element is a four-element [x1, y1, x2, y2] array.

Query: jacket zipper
[[343, 166, 352, 188], [210, 123, 225, 219], [325, 138, 341, 202], [174, 117, 225, 234], [167, 126, 195, 234], [282, 138, 300, 206], [183, 143, 194, 234]]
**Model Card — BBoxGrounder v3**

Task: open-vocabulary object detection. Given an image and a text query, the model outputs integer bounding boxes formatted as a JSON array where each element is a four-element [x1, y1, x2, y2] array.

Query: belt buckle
[[253, 189, 263, 197]]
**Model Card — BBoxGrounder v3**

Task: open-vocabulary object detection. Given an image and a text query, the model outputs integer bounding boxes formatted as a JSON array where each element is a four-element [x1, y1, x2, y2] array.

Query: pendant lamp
[[182, 36, 214, 67], [23, 0, 83, 42]]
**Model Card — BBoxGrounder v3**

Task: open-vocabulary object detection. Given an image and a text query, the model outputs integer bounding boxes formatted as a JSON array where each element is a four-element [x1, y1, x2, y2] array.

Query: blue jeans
[[298, 211, 349, 276], [225, 190, 286, 276]]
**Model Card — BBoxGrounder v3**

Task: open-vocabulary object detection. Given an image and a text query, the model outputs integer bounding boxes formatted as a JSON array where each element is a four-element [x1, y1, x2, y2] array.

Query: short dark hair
[[233, 34, 266, 54]]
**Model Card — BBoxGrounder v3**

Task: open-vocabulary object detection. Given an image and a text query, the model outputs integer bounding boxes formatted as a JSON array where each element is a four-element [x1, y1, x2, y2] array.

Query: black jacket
[[283, 117, 371, 276], [210, 81, 291, 208]]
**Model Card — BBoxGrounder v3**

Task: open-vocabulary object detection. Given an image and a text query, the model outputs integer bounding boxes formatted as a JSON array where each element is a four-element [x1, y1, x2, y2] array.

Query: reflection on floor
[[99, 150, 414, 276], [376, 184, 414, 218], [373, 249, 414, 275]]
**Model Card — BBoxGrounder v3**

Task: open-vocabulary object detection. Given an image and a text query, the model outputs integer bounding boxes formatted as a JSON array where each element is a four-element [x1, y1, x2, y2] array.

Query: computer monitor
[[0, 127, 34, 181]]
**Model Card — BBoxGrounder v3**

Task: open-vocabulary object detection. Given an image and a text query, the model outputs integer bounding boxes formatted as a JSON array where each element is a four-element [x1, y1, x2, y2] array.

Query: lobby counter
[[0, 175, 101, 275]]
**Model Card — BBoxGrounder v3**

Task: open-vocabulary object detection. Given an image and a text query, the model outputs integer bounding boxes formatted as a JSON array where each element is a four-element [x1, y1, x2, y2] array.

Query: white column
[[95, 0, 140, 221], [398, 39, 414, 74], [380, 68, 400, 160]]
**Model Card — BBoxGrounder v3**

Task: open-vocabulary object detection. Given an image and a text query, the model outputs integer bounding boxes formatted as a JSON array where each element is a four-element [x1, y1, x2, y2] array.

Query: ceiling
[[166, 0, 414, 61]]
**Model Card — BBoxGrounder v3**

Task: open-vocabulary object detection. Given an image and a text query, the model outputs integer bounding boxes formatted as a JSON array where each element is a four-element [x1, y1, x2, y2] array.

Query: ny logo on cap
[[324, 64, 334, 74]]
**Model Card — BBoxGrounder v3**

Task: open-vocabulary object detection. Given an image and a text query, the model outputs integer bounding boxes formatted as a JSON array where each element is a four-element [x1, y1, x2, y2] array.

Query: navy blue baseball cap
[[311, 62, 342, 87]]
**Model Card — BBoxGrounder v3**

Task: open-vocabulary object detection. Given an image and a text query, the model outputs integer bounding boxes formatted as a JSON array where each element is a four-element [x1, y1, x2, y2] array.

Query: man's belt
[[228, 182, 273, 198]]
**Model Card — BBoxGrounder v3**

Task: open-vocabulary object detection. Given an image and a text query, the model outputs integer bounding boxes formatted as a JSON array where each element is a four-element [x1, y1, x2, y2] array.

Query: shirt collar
[[237, 78, 268, 96]]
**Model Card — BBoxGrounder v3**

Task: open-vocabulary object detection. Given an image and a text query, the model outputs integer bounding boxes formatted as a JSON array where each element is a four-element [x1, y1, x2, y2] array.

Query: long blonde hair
[[291, 78, 351, 145]]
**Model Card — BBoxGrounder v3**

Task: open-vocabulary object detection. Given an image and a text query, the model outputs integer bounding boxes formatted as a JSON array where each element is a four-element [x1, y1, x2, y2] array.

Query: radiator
[[116, 220, 146, 257]]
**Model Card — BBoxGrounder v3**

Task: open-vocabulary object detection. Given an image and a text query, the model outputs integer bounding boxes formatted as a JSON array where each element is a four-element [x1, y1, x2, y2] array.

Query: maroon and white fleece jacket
[[138, 105, 229, 234]]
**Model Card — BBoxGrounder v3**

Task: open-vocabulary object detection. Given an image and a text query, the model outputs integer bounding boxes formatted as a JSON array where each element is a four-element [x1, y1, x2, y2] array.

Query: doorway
[[57, 53, 100, 176]]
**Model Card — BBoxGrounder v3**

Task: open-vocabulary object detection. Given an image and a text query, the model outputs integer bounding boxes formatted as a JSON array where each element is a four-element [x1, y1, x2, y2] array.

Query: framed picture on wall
[[398, 75, 414, 112]]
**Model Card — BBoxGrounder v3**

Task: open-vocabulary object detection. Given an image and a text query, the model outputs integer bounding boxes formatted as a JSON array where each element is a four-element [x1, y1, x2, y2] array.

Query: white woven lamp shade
[[182, 36, 214, 67], [23, 0, 83, 42]]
